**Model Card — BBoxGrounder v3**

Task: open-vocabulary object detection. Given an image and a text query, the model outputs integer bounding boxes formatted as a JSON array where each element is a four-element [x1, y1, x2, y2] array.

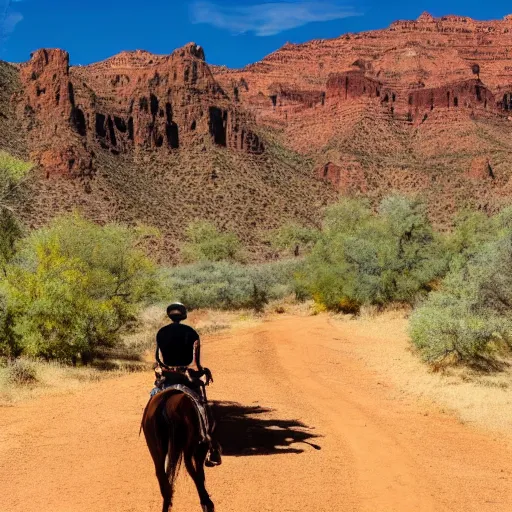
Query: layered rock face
[[208, 13, 512, 225], [15, 43, 263, 176], [213, 13, 512, 148], [13, 13, 512, 177]]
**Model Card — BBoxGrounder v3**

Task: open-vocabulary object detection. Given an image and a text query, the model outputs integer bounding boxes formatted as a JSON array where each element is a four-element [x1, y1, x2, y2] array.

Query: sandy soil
[[1, 313, 512, 512]]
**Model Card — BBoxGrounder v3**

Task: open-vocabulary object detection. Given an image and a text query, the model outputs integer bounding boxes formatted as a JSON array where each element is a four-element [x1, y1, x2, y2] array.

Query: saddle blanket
[[150, 383, 211, 443]]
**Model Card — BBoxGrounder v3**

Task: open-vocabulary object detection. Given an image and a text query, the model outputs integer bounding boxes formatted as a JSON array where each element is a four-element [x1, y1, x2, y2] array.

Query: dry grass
[[263, 296, 317, 317], [0, 359, 120, 404], [0, 353, 155, 404], [0, 304, 268, 404], [332, 309, 512, 436]]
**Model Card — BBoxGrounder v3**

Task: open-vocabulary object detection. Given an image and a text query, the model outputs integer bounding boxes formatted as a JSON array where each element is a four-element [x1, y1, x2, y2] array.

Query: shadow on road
[[212, 401, 322, 457]]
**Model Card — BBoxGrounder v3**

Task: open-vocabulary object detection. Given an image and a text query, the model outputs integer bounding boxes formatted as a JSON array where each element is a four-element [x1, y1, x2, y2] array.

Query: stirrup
[[205, 446, 222, 467]]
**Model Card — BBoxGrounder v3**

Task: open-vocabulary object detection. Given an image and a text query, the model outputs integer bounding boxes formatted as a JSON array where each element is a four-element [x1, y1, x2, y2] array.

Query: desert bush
[[0, 152, 32, 206], [410, 236, 512, 365], [268, 222, 320, 256], [4, 358, 38, 385], [162, 259, 303, 311], [181, 220, 244, 263], [0, 209, 22, 272], [0, 288, 21, 358], [3, 214, 160, 362], [303, 195, 447, 312]]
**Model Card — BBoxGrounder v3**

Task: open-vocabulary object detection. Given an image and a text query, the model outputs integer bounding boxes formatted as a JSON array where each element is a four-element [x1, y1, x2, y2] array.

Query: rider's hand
[[203, 367, 214, 385]]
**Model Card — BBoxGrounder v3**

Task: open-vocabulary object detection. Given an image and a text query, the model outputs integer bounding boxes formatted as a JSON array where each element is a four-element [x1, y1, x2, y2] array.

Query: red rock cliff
[[15, 44, 263, 176]]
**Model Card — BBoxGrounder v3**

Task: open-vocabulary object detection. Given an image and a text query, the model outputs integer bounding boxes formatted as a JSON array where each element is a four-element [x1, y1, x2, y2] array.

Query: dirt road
[[1, 314, 512, 512]]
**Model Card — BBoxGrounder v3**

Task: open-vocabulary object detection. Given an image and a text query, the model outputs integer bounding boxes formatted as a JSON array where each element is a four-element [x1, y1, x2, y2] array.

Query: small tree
[[377, 194, 448, 302], [181, 221, 244, 263], [303, 195, 447, 312], [0, 153, 31, 357], [4, 214, 160, 362]]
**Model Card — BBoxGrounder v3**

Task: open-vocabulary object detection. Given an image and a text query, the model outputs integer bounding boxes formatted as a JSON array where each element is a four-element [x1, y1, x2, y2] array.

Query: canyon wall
[[14, 43, 263, 176], [4, 12, 512, 250]]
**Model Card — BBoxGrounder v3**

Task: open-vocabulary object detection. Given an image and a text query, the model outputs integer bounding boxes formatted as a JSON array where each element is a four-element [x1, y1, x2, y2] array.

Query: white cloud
[[190, 0, 360, 37], [1, 11, 22, 36], [1, 0, 23, 41]]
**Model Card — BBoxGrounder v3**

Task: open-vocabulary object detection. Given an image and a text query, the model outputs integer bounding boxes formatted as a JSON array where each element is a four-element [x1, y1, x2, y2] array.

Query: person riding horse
[[152, 302, 222, 467]]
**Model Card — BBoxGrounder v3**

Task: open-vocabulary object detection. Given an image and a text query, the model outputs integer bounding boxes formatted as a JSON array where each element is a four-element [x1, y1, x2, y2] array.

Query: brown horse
[[142, 389, 215, 512]]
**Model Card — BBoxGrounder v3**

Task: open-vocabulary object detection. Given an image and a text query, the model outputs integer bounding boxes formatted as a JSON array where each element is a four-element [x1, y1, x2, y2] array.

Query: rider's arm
[[193, 336, 213, 384], [155, 343, 166, 368], [193, 338, 202, 369]]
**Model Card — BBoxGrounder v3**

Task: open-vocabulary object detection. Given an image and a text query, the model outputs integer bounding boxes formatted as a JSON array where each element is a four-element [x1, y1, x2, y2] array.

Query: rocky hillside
[[3, 13, 512, 259], [0, 44, 335, 261], [212, 13, 512, 223]]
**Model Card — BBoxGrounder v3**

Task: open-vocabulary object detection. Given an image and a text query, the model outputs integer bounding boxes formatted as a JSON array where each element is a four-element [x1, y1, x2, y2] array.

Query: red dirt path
[[1, 315, 511, 511]]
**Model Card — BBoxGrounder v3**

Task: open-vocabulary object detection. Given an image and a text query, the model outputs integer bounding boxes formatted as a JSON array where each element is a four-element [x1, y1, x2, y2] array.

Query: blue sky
[[1, 1, 512, 68]]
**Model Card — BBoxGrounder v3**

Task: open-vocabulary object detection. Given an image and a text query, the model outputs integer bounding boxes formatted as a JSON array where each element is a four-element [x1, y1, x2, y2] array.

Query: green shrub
[[268, 222, 320, 256], [0, 209, 22, 272], [4, 214, 160, 362], [0, 152, 32, 208], [181, 221, 244, 263], [303, 195, 447, 312], [410, 236, 512, 365], [162, 259, 303, 311], [0, 288, 21, 358]]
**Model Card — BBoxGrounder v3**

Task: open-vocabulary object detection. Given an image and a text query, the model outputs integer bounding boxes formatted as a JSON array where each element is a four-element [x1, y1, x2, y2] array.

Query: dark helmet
[[167, 302, 187, 321]]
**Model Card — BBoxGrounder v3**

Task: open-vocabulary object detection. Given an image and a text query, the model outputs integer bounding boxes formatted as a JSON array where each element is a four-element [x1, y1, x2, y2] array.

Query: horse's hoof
[[201, 504, 214, 512]]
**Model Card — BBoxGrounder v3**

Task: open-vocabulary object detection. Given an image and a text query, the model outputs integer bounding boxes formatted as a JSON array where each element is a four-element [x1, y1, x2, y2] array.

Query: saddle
[[151, 367, 211, 443]]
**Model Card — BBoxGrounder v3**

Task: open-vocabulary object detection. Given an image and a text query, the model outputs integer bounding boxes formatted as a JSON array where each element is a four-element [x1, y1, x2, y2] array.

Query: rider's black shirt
[[156, 323, 200, 367]]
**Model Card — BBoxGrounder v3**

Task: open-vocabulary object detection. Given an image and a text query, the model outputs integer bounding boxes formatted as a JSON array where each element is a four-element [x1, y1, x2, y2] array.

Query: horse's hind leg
[[144, 426, 173, 511], [185, 444, 214, 512], [156, 465, 172, 512]]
